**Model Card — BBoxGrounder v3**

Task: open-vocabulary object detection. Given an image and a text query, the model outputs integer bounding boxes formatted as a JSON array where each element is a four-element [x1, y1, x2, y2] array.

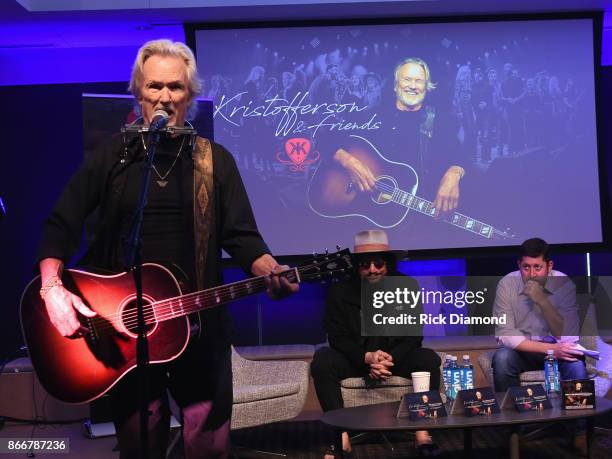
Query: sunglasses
[[358, 257, 386, 270]]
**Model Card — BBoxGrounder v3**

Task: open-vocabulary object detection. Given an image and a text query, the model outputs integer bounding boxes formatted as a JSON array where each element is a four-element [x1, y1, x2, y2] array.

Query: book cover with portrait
[[562, 379, 595, 410], [507, 384, 552, 412], [397, 391, 447, 420], [460, 388, 500, 417]]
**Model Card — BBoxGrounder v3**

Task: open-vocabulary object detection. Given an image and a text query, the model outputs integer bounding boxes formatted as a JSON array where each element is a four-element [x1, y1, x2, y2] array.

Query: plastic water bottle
[[442, 355, 452, 399], [544, 350, 560, 394], [461, 354, 475, 390], [451, 355, 462, 398]]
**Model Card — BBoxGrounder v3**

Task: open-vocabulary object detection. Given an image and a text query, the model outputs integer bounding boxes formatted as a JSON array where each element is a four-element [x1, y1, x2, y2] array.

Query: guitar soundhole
[[371, 175, 397, 205], [119, 295, 159, 338]]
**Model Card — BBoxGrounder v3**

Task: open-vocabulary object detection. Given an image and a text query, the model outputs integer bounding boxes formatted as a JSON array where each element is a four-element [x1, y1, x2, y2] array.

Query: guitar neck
[[380, 184, 496, 239], [151, 268, 300, 323]]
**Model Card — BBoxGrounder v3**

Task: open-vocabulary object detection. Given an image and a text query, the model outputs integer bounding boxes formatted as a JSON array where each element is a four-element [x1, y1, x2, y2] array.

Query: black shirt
[[37, 134, 270, 291]]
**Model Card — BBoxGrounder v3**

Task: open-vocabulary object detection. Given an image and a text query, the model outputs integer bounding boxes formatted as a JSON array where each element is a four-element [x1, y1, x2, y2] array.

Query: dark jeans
[[492, 346, 587, 392], [311, 346, 441, 412], [109, 337, 233, 459]]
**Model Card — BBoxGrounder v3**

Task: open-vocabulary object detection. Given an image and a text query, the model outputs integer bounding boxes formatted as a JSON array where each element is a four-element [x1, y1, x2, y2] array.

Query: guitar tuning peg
[[325, 248, 329, 255]]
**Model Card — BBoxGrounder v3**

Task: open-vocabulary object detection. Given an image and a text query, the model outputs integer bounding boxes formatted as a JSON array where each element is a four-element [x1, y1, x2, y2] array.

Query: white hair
[[128, 39, 202, 120], [394, 57, 437, 92]]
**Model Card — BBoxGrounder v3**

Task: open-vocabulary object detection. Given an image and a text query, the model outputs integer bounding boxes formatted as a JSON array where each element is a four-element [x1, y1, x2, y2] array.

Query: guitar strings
[[84, 276, 269, 332], [118, 276, 271, 329], [86, 274, 273, 332], [78, 257, 345, 333], [97, 263, 332, 331], [373, 181, 487, 228], [372, 181, 435, 211], [115, 255, 348, 329]]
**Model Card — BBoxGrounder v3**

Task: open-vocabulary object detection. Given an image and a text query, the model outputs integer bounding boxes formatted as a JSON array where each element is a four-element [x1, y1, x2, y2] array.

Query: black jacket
[[324, 275, 424, 371], [37, 135, 269, 284], [37, 134, 270, 344]]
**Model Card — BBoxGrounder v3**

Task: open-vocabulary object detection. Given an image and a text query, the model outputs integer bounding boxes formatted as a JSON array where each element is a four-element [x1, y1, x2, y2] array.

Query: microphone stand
[[123, 125, 163, 459], [121, 117, 196, 458]]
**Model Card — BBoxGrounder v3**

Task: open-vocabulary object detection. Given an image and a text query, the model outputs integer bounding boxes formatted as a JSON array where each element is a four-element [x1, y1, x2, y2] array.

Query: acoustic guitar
[[20, 249, 352, 404], [307, 134, 514, 240]]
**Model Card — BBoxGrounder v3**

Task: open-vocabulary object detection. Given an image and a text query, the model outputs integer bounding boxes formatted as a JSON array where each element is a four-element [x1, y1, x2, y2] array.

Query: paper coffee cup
[[411, 371, 431, 392]]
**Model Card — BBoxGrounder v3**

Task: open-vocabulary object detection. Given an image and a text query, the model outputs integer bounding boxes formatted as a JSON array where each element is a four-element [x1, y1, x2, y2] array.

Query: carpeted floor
[[2, 417, 611, 458], [227, 420, 612, 459]]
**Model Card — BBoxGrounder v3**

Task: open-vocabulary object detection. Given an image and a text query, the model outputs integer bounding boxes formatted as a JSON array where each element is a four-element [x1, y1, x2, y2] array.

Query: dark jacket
[[37, 135, 269, 281], [324, 274, 424, 371], [37, 134, 270, 344]]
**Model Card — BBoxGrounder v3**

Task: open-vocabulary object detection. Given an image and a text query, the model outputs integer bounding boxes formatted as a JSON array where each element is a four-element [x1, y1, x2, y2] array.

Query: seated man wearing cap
[[311, 229, 442, 457]]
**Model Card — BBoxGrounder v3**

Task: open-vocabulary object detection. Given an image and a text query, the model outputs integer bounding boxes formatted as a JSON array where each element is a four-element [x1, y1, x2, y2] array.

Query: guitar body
[[308, 135, 515, 240], [19, 248, 354, 404], [20, 264, 190, 404], [308, 135, 419, 228]]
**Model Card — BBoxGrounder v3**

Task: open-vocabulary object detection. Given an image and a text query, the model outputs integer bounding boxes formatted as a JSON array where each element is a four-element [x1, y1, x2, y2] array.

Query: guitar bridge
[[85, 317, 98, 344]]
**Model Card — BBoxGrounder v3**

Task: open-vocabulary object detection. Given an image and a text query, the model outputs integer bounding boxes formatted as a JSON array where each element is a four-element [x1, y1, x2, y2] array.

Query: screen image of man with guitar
[[308, 57, 513, 243], [28, 39, 299, 459], [335, 58, 466, 217]]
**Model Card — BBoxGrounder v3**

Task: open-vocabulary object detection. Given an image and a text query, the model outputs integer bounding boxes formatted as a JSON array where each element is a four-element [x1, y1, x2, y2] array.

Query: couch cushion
[[423, 336, 499, 351], [233, 382, 300, 404], [340, 376, 412, 389], [519, 370, 545, 383], [234, 344, 314, 360]]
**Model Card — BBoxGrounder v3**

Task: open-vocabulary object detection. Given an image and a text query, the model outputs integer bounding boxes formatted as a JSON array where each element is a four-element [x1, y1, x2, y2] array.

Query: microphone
[[149, 110, 169, 131]]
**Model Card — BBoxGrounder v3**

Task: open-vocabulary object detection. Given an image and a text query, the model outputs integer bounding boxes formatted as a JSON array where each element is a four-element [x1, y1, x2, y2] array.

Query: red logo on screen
[[276, 138, 320, 171]]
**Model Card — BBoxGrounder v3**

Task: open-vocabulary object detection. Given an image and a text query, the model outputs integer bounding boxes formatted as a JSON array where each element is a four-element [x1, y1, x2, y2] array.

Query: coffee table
[[321, 395, 612, 458]]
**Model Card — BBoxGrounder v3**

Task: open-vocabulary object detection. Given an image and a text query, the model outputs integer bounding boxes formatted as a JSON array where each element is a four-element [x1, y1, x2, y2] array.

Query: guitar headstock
[[298, 248, 354, 283], [493, 227, 516, 240]]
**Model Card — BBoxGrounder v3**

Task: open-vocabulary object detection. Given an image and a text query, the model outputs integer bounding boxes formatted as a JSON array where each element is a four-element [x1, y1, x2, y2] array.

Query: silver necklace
[[140, 134, 186, 188]]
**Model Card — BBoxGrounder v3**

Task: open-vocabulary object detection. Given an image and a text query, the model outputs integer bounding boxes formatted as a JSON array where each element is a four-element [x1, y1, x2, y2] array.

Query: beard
[[364, 273, 385, 284], [396, 88, 426, 109], [522, 275, 547, 287]]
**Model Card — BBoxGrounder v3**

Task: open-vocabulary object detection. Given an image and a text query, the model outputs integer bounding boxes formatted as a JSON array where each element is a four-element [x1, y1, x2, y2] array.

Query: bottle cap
[[546, 349, 554, 355], [451, 355, 457, 361], [463, 354, 469, 360]]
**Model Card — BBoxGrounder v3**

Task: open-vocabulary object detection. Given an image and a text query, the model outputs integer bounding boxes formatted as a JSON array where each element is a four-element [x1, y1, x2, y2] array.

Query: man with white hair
[[37, 39, 297, 458], [333, 58, 467, 222], [311, 229, 441, 457]]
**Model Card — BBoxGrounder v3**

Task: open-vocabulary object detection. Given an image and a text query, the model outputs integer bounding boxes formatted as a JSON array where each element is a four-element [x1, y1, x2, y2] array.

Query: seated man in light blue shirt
[[492, 237, 587, 392]]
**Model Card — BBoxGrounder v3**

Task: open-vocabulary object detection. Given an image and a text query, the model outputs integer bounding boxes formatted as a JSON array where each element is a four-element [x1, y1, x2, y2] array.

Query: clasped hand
[[365, 350, 394, 380]]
